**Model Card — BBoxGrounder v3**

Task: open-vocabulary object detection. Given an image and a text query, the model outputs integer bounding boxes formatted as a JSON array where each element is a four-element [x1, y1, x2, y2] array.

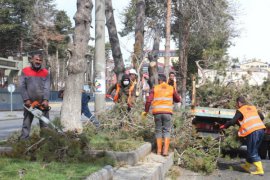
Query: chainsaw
[[24, 101, 63, 133]]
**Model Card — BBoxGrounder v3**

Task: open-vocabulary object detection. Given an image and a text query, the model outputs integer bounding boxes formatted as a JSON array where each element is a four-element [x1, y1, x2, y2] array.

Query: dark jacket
[[19, 66, 50, 102]]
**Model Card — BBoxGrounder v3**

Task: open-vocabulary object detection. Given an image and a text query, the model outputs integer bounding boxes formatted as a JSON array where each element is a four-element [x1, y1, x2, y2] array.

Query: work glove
[[219, 124, 226, 130], [24, 99, 32, 107], [141, 112, 148, 118]]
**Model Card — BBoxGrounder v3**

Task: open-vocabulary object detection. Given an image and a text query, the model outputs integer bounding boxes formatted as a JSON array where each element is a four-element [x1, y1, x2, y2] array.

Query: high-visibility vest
[[238, 105, 266, 137], [127, 81, 136, 107], [114, 83, 135, 106], [152, 82, 174, 114], [113, 84, 121, 103]]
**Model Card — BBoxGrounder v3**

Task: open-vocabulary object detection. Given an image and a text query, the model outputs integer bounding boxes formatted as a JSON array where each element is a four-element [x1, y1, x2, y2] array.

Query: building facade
[[198, 60, 270, 86]]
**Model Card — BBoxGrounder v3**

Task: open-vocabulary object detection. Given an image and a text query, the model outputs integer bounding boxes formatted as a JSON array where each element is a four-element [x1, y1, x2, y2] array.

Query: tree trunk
[[164, 0, 172, 77], [148, 26, 161, 89], [179, 19, 190, 108], [132, 0, 145, 70], [60, 0, 93, 133], [105, 0, 125, 81], [49, 55, 56, 91]]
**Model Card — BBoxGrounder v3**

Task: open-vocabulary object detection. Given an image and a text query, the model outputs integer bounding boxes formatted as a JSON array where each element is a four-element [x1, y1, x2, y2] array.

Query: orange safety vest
[[113, 84, 121, 103], [114, 83, 136, 106], [152, 82, 174, 114], [127, 81, 136, 107], [238, 105, 266, 137]]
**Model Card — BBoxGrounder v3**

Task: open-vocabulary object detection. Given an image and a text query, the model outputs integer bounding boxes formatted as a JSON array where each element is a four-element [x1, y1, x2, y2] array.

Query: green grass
[[0, 157, 110, 180]]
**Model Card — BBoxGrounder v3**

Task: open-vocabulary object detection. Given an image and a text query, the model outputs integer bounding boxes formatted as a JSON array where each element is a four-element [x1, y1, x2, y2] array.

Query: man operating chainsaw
[[19, 53, 50, 140]]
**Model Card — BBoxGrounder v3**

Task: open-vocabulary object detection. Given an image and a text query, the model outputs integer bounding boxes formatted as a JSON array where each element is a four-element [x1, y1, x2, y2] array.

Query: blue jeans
[[81, 104, 93, 119], [81, 103, 100, 128], [245, 129, 264, 163]]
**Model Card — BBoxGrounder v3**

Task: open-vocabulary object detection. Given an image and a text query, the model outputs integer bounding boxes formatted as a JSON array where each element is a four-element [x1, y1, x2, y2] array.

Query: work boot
[[162, 138, 170, 156], [156, 138, 162, 155], [251, 161, 264, 175], [240, 161, 251, 172]]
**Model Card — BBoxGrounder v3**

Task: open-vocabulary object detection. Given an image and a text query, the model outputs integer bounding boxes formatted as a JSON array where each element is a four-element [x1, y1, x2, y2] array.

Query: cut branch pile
[[172, 112, 222, 174]]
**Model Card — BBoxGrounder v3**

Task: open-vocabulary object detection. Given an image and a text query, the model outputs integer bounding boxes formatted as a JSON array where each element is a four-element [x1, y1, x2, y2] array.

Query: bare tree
[[105, 0, 125, 81], [148, 26, 161, 88], [133, 0, 145, 70], [60, 0, 93, 133]]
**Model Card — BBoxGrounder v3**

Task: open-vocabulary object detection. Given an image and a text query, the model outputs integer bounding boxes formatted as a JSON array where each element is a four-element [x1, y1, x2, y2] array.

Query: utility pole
[[164, 0, 172, 77], [94, 0, 106, 114]]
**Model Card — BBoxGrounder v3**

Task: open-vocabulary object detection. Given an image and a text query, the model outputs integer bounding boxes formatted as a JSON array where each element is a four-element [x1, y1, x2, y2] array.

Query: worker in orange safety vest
[[220, 96, 266, 175], [106, 74, 136, 111], [142, 74, 181, 156]]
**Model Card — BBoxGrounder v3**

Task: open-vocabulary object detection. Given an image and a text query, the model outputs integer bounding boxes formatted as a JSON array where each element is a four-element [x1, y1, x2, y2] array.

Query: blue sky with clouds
[[55, 0, 270, 62]]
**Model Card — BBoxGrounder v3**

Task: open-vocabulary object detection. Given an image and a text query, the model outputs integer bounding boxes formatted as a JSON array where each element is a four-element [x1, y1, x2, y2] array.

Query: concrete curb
[[151, 152, 174, 179], [85, 165, 113, 180], [106, 142, 152, 165], [0, 146, 13, 155], [87, 142, 152, 166], [112, 152, 174, 180]]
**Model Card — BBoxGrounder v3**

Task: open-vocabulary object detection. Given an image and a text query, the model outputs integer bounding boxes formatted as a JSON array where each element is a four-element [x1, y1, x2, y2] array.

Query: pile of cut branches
[[98, 98, 156, 141], [1, 99, 153, 163], [173, 111, 222, 174]]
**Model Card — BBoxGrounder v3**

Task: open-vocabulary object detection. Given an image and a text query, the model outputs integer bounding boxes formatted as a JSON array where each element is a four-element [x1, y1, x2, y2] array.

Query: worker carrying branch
[[142, 74, 181, 156], [220, 96, 266, 175]]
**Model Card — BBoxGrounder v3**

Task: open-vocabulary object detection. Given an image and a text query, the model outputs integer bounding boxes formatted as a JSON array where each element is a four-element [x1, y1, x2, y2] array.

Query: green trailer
[[192, 106, 235, 134]]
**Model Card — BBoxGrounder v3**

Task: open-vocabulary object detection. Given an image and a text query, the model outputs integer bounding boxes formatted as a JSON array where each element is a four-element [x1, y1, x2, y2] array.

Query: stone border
[[85, 165, 113, 180], [85, 142, 152, 179], [87, 142, 152, 166], [156, 152, 174, 178], [0, 146, 12, 155]]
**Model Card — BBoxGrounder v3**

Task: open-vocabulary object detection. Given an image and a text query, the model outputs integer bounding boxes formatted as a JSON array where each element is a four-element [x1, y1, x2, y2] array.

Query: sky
[[228, 0, 270, 62], [55, 0, 270, 62]]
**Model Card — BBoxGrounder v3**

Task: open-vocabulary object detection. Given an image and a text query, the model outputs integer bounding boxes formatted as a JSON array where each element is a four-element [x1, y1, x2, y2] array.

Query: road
[[0, 110, 61, 140], [178, 158, 270, 179], [0, 102, 102, 141]]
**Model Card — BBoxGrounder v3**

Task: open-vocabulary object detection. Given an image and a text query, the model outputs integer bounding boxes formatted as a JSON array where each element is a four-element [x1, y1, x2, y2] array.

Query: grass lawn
[[0, 157, 110, 180]]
